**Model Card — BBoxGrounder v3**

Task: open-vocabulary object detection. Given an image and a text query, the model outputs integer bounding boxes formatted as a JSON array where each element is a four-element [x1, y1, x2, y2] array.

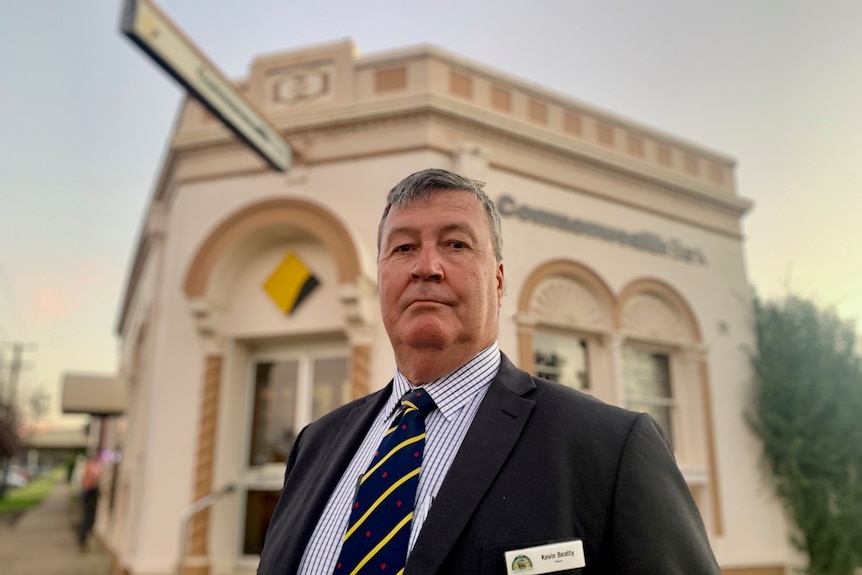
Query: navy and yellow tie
[[333, 388, 437, 575]]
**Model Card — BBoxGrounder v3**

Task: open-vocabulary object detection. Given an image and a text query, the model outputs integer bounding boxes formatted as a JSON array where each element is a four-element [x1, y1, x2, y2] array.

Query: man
[[258, 168, 720, 574]]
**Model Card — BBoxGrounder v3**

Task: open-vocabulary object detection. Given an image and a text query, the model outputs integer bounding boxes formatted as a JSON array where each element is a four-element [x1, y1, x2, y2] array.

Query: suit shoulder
[[497, 354, 639, 431], [529, 375, 626, 411], [528, 375, 641, 433]]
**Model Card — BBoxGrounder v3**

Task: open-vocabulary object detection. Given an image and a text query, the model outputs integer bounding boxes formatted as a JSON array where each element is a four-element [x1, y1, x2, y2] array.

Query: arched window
[[518, 269, 721, 533], [618, 279, 721, 533], [618, 280, 701, 454], [181, 196, 374, 568], [517, 261, 616, 402]]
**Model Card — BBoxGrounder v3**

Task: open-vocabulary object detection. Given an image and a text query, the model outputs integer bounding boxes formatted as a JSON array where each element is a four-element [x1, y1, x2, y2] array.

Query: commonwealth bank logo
[[263, 252, 320, 314]]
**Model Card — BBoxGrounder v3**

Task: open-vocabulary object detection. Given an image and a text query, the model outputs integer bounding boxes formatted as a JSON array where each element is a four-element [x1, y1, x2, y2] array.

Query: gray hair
[[377, 168, 503, 262]]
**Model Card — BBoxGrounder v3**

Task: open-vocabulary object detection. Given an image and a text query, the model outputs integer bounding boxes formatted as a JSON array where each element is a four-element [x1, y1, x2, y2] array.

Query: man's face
[[377, 190, 504, 372]]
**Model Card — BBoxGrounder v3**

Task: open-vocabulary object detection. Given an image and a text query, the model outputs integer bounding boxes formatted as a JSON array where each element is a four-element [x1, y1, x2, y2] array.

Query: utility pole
[[8, 343, 22, 406], [0, 342, 34, 495], [0, 342, 35, 408], [0, 349, 6, 403]]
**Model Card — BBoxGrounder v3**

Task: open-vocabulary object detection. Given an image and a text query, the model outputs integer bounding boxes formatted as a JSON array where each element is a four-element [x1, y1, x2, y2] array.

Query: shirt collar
[[390, 343, 501, 421]]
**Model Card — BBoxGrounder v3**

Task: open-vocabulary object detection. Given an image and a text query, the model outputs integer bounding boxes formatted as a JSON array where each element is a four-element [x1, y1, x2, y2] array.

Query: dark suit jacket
[[257, 353, 720, 574]]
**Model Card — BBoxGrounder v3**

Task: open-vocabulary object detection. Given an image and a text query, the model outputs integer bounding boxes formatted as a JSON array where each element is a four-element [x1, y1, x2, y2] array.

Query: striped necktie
[[333, 388, 437, 575]]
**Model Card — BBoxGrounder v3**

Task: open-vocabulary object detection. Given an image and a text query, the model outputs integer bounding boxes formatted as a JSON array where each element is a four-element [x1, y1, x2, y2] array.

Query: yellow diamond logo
[[263, 252, 319, 314]]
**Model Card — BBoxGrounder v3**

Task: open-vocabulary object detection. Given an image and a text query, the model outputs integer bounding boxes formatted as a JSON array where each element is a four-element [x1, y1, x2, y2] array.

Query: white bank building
[[88, 40, 796, 575]]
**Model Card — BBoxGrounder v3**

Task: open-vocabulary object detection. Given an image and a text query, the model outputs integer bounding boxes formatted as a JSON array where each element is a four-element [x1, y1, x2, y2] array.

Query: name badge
[[504, 540, 585, 574]]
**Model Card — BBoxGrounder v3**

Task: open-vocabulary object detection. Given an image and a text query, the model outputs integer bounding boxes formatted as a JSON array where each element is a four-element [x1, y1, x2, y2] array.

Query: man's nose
[[411, 247, 444, 281]]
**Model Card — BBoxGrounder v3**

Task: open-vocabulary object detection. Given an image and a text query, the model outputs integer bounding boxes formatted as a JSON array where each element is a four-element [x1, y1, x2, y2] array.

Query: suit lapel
[[407, 355, 536, 575], [280, 386, 391, 575]]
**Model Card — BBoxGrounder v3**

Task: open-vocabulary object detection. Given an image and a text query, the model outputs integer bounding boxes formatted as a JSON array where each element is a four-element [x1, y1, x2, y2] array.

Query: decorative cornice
[[355, 44, 735, 164], [422, 110, 751, 217], [171, 98, 750, 224]]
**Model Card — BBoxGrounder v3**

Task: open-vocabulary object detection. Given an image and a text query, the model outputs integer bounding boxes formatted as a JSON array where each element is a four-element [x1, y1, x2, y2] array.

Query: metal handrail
[[175, 484, 236, 575]]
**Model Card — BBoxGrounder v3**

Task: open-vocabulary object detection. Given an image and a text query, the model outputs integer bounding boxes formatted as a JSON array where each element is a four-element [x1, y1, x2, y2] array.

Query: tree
[[26, 387, 51, 424], [0, 400, 19, 459], [0, 399, 20, 497], [747, 295, 862, 575]]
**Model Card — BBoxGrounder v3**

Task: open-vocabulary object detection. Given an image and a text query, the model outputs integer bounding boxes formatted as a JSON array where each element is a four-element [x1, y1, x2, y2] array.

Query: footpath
[[0, 481, 114, 575]]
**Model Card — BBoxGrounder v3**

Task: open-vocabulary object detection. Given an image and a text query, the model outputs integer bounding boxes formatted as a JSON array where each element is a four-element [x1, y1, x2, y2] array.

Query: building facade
[[96, 40, 795, 575]]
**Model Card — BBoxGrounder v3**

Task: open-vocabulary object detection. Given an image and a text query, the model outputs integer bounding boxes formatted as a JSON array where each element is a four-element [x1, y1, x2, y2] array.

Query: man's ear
[[496, 263, 505, 305]]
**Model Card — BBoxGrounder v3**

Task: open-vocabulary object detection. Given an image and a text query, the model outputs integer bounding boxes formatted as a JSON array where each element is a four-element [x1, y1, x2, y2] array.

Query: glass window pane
[[249, 360, 298, 467], [534, 331, 589, 390], [243, 490, 280, 555], [622, 348, 671, 399], [623, 347, 673, 443], [311, 356, 350, 420]]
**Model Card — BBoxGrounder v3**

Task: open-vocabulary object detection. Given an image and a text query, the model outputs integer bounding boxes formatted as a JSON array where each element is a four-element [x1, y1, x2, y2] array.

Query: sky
[[1, 0, 860, 426]]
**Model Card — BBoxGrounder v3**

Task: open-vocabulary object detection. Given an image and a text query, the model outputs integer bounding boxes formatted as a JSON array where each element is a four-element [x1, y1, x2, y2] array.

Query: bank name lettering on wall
[[497, 195, 706, 266]]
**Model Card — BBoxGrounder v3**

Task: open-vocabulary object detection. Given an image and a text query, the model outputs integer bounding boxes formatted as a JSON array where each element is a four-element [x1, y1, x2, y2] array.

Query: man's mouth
[[407, 298, 450, 308]]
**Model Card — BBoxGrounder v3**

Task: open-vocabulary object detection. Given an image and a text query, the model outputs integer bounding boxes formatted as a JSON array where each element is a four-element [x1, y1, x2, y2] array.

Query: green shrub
[[0, 477, 54, 514]]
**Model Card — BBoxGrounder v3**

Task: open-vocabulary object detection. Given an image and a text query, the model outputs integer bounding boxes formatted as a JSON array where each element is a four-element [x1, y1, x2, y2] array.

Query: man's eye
[[394, 244, 412, 253], [450, 241, 467, 249]]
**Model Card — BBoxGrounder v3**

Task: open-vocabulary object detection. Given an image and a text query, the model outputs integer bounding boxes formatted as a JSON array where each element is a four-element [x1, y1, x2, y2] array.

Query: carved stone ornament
[[270, 65, 334, 106], [528, 276, 612, 331], [622, 293, 691, 344]]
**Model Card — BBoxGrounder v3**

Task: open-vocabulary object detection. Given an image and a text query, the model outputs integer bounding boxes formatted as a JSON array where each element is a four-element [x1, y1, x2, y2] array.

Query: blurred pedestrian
[[77, 453, 102, 550]]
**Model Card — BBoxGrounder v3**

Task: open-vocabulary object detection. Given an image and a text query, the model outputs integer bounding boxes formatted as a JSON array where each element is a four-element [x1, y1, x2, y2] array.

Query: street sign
[[121, 0, 291, 172]]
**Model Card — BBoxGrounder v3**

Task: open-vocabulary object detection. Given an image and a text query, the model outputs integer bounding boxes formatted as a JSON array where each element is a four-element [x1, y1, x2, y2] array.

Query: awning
[[22, 426, 89, 450], [61, 373, 127, 416]]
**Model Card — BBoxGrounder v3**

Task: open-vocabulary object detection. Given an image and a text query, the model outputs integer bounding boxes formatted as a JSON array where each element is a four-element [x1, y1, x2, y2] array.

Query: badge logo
[[511, 554, 534, 571]]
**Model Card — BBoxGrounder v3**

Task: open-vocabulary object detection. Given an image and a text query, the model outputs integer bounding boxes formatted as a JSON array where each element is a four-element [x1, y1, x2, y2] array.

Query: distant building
[[95, 40, 794, 575], [18, 424, 88, 473]]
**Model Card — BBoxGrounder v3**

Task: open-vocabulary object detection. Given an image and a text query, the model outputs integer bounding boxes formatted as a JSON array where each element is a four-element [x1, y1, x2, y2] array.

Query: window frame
[[620, 340, 680, 447], [236, 341, 350, 563], [532, 325, 593, 392]]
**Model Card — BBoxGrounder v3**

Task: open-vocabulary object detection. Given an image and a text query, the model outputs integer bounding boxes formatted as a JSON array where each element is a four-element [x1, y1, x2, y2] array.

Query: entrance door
[[239, 345, 349, 558]]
